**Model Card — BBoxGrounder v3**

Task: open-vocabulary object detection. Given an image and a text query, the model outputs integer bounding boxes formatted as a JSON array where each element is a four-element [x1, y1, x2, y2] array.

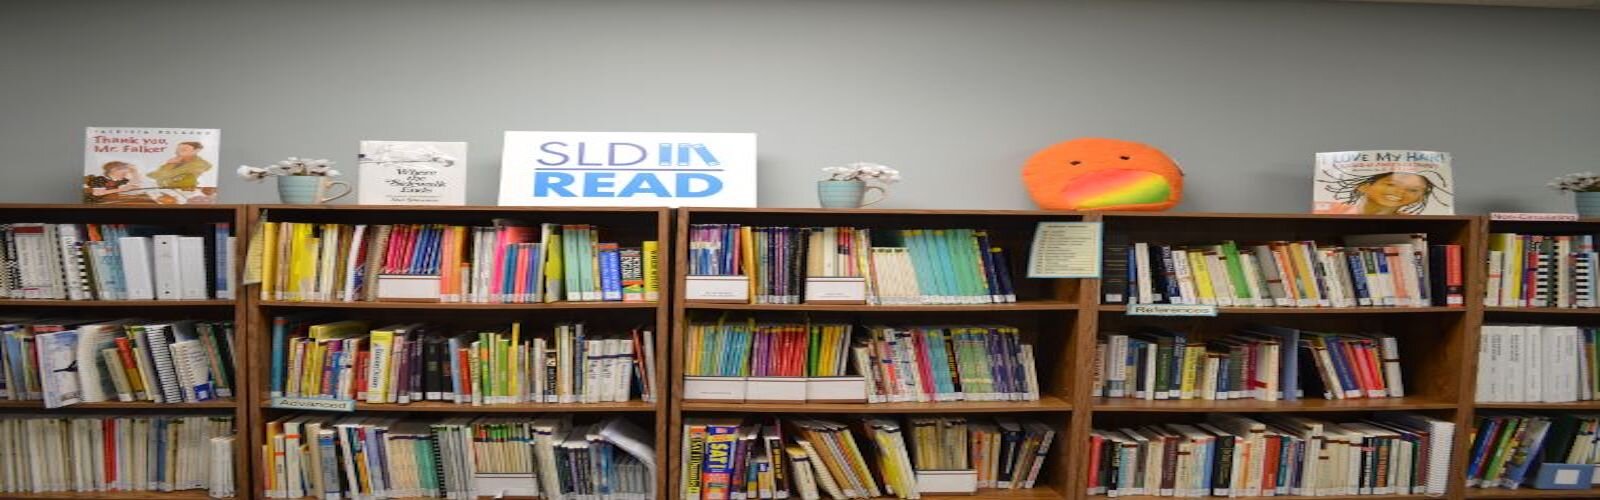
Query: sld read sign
[[498, 131, 756, 207]]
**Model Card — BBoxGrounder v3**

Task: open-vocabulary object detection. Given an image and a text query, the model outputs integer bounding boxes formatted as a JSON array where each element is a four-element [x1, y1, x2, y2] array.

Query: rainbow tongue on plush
[[1058, 169, 1171, 209]]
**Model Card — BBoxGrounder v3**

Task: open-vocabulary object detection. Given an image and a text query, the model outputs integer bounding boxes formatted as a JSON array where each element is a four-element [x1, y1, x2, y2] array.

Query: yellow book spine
[[261, 222, 279, 300], [641, 240, 659, 302], [368, 330, 394, 402], [1188, 252, 1216, 302], [741, 226, 756, 302], [1509, 235, 1524, 304], [1179, 344, 1201, 399], [303, 343, 324, 397], [1290, 243, 1323, 302]]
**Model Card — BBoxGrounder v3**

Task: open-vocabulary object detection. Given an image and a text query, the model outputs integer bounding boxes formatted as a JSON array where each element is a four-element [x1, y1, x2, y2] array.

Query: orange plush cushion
[[1021, 137, 1183, 211]]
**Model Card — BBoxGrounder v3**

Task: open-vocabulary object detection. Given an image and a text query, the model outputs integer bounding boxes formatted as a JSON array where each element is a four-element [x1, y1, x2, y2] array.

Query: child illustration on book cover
[[82, 127, 219, 205], [1313, 150, 1453, 215]]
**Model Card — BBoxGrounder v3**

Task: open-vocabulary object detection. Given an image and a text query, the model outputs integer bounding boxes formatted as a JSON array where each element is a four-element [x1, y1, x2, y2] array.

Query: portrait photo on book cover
[[1313, 150, 1453, 216], [83, 127, 220, 205]]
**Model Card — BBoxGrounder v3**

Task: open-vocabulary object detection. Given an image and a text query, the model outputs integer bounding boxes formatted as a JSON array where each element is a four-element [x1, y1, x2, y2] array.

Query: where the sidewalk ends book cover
[[83, 127, 220, 205], [1313, 150, 1452, 215], [357, 140, 468, 205]]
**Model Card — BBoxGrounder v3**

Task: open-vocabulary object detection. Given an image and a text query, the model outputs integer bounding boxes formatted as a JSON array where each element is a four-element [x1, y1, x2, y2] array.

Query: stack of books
[[856, 325, 1038, 403], [1467, 413, 1600, 489], [1091, 325, 1405, 402], [262, 414, 653, 499], [1, 318, 235, 408], [1087, 412, 1454, 497], [261, 220, 659, 303], [0, 414, 234, 495], [0, 222, 234, 300], [1485, 232, 1600, 307], [687, 224, 1017, 305], [1103, 234, 1463, 308], [1476, 324, 1600, 403], [269, 318, 656, 405], [680, 415, 1055, 500]]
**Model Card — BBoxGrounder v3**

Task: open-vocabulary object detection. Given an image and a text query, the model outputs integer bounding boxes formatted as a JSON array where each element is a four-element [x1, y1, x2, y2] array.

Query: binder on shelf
[[745, 376, 806, 402], [805, 376, 869, 403], [916, 469, 979, 495], [682, 375, 747, 402], [803, 277, 867, 304], [1531, 463, 1596, 489], [685, 275, 749, 303]]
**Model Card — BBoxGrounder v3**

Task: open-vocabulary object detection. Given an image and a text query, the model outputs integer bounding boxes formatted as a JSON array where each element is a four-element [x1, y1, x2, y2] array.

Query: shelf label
[[1490, 212, 1579, 221], [1027, 221, 1102, 278], [1126, 304, 1218, 317], [270, 397, 356, 412]]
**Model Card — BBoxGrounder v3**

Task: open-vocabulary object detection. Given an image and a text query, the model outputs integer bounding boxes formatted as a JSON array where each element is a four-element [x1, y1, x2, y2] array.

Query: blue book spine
[[1169, 333, 1187, 397], [1216, 357, 1231, 399], [270, 317, 287, 396], [214, 223, 230, 297], [1126, 246, 1139, 304], [501, 243, 520, 300], [318, 432, 341, 495], [600, 247, 623, 301], [1345, 251, 1371, 304], [526, 243, 543, 302], [1323, 336, 1360, 396], [1159, 246, 1181, 304]]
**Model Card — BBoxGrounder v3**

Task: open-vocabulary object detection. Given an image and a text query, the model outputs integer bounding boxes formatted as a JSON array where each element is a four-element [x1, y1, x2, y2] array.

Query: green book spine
[[1221, 241, 1253, 300]]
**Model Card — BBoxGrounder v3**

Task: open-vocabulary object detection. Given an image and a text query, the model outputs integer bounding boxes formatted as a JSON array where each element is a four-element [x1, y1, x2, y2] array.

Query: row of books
[[1, 318, 235, 407], [0, 222, 234, 301], [680, 416, 1054, 500], [687, 224, 1017, 305], [0, 414, 234, 495], [1485, 233, 1600, 308], [270, 317, 657, 405], [1091, 325, 1405, 402], [1467, 413, 1600, 489], [1087, 412, 1454, 497], [261, 221, 660, 303], [1104, 234, 1464, 308], [684, 322, 1040, 403], [263, 414, 654, 499], [1476, 324, 1600, 403]]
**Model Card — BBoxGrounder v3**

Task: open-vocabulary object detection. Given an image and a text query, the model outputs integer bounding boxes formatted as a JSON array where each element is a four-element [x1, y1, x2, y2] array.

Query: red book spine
[[1343, 340, 1375, 397], [1086, 434, 1103, 492], [103, 419, 116, 486], [1446, 244, 1464, 305], [913, 329, 936, 400], [353, 350, 370, 400], [457, 347, 473, 398]]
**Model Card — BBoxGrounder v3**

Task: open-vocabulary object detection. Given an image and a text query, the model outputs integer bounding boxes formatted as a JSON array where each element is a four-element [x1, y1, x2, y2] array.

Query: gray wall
[[3, 0, 1598, 213]]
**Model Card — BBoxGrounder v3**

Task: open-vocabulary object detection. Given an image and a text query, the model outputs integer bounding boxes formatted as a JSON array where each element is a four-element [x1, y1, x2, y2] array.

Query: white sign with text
[[498, 131, 756, 207]]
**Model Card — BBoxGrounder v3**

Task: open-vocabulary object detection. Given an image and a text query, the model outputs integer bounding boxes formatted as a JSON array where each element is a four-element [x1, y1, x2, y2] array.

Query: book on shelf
[[1475, 324, 1600, 403], [0, 414, 234, 494], [1466, 413, 1600, 490], [1101, 234, 1463, 308], [82, 127, 221, 205], [259, 220, 658, 303], [267, 317, 656, 405], [1485, 232, 1600, 308], [679, 415, 1055, 500], [0, 222, 234, 300], [262, 413, 654, 499], [0, 318, 235, 407], [1091, 324, 1405, 402], [1087, 412, 1454, 497], [687, 224, 1017, 305], [683, 321, 1040, 403]]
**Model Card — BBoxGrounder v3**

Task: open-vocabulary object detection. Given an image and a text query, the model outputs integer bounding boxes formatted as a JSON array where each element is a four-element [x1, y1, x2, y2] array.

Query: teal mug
[[277, 175, 351, 204], [817, 180, 885, 209]]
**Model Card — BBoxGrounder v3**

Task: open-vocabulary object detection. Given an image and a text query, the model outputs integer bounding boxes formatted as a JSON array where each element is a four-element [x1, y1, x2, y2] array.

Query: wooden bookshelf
[[1465, 488, 1600, 498], [244, 205, 672, 500], [669, 208, 1087, 500], [0, 203, 249, 499], [1082, 212, 1482, 500]]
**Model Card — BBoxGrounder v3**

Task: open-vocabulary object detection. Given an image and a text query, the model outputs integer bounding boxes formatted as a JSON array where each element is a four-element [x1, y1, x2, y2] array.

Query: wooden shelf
[[1111, 495, 1429, 500], [1099, 304, 1464, 314], [1093, 397, 1456, 412], [0, 399, 237, 410], [259, 299, 659, 310], [1474, 401, 1600, 410], [0, 299, 233, 307], [1465, 488, 1600, 498], [930, 486, 1063, 499], [683, 395, 1073, 414], [334, 401, 657, 412], [1, 491, 218, 500], [686, 300, 1078, 312], [1484, 306, 1600, 315]]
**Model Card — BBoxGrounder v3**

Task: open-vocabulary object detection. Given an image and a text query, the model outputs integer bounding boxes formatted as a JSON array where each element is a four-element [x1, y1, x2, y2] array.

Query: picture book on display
[[83, 127, 220, 205], [1312, 150, 1453, 215], [357, 140, 468, 205]]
